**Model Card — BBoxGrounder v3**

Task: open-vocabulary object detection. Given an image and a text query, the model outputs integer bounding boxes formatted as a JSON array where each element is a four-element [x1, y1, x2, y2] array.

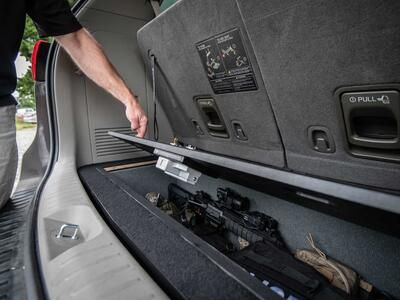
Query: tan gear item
[[295, 234, 359, 294], [145, 192, 160, 206]]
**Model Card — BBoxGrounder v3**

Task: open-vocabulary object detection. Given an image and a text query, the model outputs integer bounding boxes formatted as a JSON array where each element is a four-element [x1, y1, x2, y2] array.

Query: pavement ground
[[13, 127, 36, 193]]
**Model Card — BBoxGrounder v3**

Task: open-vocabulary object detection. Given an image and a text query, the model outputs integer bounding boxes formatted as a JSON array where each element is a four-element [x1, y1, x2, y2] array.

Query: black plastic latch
[[308, 126, 335, 153], [192, 120, 204, 135], [232, 121, 248, 141]]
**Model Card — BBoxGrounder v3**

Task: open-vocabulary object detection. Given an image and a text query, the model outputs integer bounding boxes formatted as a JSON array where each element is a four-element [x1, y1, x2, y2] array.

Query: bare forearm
[[56, 28, 133, 105], [55, 28, 147, 137]]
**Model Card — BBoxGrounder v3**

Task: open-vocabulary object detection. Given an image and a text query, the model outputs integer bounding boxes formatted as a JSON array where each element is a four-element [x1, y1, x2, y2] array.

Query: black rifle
[[168, 184, 286, 249]]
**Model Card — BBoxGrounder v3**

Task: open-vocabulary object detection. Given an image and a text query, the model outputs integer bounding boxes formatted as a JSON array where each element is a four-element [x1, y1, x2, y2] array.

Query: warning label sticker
[[196, 28, 258, 94]]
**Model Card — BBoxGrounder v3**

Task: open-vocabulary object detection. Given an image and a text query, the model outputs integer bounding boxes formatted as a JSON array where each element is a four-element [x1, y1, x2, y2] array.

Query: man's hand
[[125, 98, 147, 138], [56, 29, 148, 137]]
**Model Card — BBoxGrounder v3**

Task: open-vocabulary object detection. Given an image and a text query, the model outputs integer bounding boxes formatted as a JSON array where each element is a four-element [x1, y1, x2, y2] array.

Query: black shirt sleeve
[[27, 0, 82, 38]]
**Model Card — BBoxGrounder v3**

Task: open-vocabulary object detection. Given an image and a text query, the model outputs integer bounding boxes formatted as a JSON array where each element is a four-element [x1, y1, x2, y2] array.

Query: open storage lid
[[109, 132, 400, 216]]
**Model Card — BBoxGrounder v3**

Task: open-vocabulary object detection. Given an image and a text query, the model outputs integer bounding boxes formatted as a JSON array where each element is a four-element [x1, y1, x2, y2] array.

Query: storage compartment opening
[[351, 108, 398, 140], [95, 163, 400, 300], [196, 97, 229, 138], [204, 108, 222, 125]]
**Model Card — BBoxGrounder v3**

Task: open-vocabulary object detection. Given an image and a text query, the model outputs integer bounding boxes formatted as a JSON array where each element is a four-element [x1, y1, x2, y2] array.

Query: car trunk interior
[[36, 0, 400, 299]]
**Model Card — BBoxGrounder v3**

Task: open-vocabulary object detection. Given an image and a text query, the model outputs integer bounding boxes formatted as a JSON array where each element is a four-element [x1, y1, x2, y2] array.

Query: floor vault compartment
[[79, 158, 400, 299]]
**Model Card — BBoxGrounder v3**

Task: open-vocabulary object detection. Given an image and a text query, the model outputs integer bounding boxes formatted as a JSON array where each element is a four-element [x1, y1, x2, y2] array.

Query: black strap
[[243, 251, 320, 292], [150, 54, 159, 141]]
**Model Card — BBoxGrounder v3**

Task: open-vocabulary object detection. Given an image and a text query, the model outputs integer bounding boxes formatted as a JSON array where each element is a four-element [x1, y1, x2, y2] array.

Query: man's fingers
[[126, 102, 147, 138], [130, 117, 147, 138], [130, 118, 139, 131], [136, 117, 148, 138], [136, 126, 145, 138]]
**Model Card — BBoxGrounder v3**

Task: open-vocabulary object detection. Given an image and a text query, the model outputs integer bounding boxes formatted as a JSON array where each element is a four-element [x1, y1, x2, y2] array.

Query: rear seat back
[[138, 0, 400, 190], [138, 0, 286, 168], [237, 0, 400, 190]]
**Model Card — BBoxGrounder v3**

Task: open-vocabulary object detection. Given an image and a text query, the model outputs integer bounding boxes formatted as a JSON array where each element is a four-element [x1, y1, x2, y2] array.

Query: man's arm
[[56, 28, 147, 138]]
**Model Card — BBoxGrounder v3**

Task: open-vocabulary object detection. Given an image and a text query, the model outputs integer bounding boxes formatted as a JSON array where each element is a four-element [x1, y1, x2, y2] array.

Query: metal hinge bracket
[[156, 156, 201, 185]]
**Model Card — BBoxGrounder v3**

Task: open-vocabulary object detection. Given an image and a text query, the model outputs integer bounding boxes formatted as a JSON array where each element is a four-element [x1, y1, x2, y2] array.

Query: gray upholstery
[[237, 0, 400, 190], [82, 164, 400, 298], [80, 165, 281, 300], [138, 0, 285, 168], [137, 0, 400, 190]]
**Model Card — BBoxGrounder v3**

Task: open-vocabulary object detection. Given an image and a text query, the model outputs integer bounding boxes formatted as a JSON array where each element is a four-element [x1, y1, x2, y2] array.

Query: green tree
[[16, 0, 78, 108], [16, 69, 36, 109], [16, 17, 42, 108]]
